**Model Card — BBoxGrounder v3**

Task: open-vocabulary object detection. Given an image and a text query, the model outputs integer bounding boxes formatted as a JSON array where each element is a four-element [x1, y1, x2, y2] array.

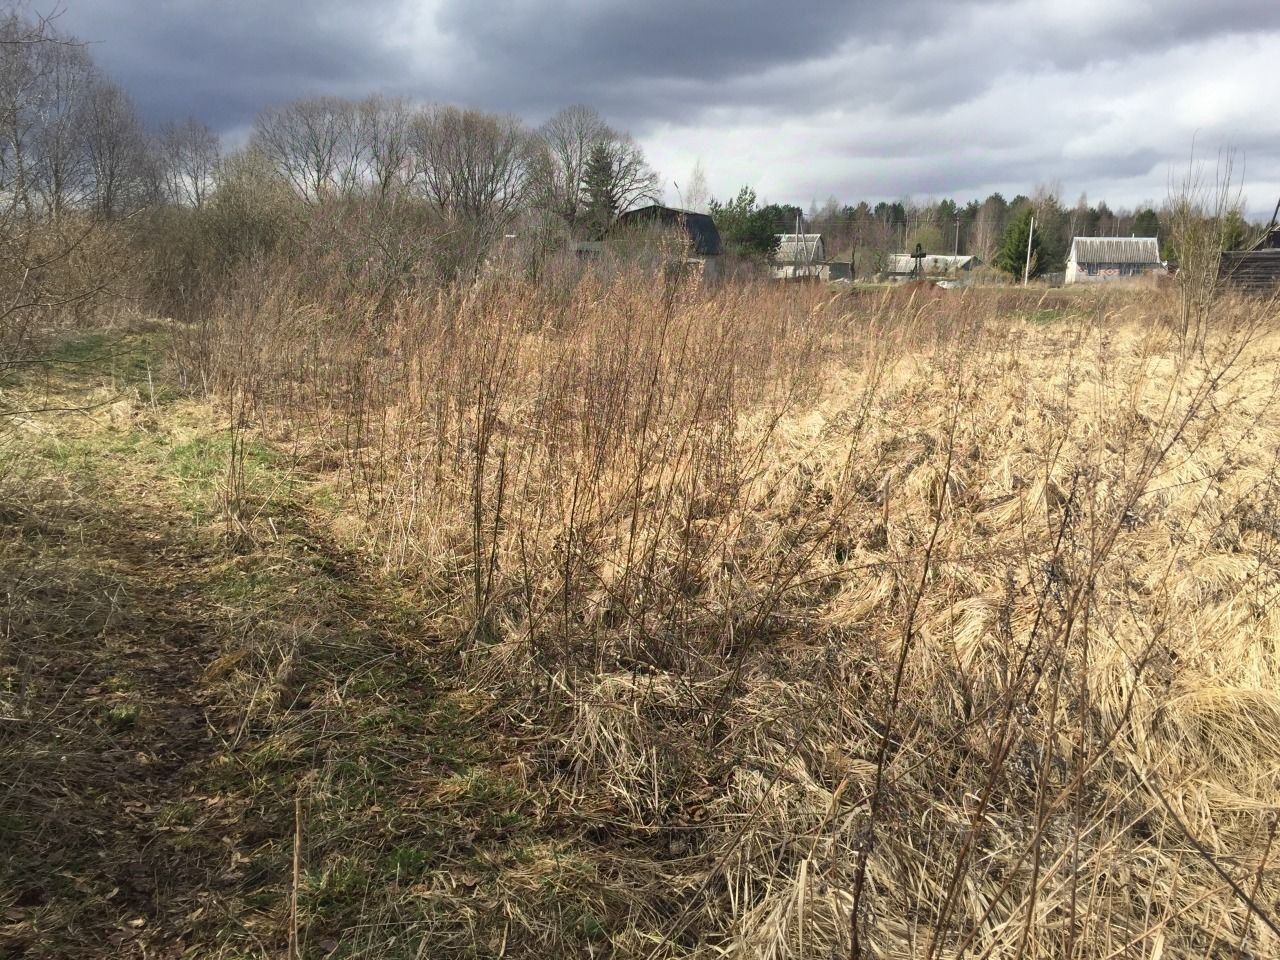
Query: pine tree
[[708, 186, 779, 257], [1132, 208, 1161, 240], [994, 207, 1043, 278], [580, 142, 618, 240]]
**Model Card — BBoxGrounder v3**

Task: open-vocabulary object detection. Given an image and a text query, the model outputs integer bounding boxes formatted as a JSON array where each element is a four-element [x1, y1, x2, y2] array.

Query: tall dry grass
[[186, 266, 1280, 958]]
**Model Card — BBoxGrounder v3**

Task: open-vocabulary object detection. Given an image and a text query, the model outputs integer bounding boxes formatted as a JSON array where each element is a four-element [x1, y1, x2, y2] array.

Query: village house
[[773, 233, 826, 280], [615, 204, 724, 278], [881, 253, 979, 283], [1219, 204, 1280, 293], [568, 205, 724, 279], [1065, 237, 1163, 284]]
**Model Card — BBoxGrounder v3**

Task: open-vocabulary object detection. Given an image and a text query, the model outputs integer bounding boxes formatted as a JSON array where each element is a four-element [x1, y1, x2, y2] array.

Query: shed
[[615, 205, 723, 257], [825, 256, 854, 282], [1065, 237, 1163, 284]]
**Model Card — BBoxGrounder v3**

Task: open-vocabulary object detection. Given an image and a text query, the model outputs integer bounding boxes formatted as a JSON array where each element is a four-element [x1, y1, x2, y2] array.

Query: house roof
[[885, 254, 978, 274], [615, 205, 723, 256], [1069, 237, 1161, 265], [775, 234, 824, 263], [1250, 225, 1280, 251], [1251, 198, 1280, 250]]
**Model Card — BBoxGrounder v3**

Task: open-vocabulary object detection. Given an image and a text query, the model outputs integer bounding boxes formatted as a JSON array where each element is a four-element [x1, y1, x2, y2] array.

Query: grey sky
[[60, 0, 1280, 215]]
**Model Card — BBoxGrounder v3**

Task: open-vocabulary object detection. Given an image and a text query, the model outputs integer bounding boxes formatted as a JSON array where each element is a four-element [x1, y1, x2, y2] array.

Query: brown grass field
[[3, 276, 1280, 959]]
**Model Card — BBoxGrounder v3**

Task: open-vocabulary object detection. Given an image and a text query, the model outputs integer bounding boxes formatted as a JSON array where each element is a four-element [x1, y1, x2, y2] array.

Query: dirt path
[[1, 332, 611, 959], [1, 486, 228, 955]]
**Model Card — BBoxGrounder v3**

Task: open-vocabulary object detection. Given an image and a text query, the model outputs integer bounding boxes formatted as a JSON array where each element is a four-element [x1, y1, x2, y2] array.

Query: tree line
[[1, 2, 1268, 340], [1, 8, 677, 339], [1, 11, 661, 231], [705, 184, 1259, 278]]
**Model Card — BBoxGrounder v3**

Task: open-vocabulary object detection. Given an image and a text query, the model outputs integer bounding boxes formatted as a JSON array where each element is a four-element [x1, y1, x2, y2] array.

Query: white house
[[1065, 237, 1163, 284], [882, 253, 979, 282], [773, 233, 826, 279]]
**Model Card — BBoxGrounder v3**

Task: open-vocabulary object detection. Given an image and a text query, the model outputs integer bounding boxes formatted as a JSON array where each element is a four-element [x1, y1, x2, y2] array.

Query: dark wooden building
[[615, 205, 723, 256], [1219, 203, 1280, 294]]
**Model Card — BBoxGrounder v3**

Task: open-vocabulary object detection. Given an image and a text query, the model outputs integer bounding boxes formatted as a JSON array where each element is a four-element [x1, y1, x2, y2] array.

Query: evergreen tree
[[580, 142, 618, 239], [1219, 209, 1251, 252], [708, 186, 780, 257], [1133, 208, 1161, 240], [994, 207, 1043, 278]]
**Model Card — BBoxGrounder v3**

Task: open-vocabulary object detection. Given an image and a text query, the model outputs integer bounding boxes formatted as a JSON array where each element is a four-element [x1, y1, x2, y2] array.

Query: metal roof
[[615, 205, 723, 256], [775, 234, 825, 263], [1069, 237, 1161, 265], [885, 254, 977, 274]]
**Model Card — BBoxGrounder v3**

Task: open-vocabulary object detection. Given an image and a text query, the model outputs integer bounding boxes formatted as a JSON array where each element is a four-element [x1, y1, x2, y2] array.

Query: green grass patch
[[1024, 307, 1066, 325], [104, 702, 141, 731], [43, 330, 170, 384], [164, 431, 288, 519]]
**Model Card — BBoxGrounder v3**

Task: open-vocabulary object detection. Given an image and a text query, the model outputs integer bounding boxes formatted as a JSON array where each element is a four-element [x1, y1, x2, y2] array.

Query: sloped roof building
[[1219, 205, 1280, 294], [775, 234, 826, 264], [615, 205, 723, 256], [772, 233, 827, 280], [1065, 237, 1163, 284], [883, 253, 978, 277]]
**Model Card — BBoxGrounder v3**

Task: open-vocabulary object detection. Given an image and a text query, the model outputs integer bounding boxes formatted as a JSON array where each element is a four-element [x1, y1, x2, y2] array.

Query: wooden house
[[1065, 237, 1163, 284]]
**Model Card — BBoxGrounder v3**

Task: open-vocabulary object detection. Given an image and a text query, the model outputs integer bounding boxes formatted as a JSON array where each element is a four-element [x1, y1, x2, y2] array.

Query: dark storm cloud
[[428, 0, 960, 115], [54, 0, 1280, 210], [62, 0, 1280, 127], [63, 1, 413, 128]]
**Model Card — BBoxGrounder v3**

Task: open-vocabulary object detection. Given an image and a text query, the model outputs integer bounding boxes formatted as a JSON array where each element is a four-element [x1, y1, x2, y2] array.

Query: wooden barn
[[1219, 202, 1280, 294], [1065, 237, 1163, 284]]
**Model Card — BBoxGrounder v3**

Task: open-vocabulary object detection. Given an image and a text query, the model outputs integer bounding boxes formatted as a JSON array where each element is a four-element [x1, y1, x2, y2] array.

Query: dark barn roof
[[1250, 225, 1280, 251], [615, 205, 723, 256]]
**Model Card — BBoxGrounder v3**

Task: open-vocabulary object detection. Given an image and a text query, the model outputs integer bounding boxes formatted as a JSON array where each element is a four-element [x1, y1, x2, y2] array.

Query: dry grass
[[5, 270, 1280, 958], [175, 268, 1280, 958]]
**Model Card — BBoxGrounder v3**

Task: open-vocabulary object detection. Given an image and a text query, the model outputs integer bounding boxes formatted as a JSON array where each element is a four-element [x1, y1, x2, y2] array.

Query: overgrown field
[[4, 278, 1280, 959]]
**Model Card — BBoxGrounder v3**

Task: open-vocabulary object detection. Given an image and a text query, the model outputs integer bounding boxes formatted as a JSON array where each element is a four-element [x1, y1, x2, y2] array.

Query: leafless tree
[[0, 12, 123, 369], [597, 132, 659, 213], [409, 105, 533, 227], [82, 79, 149, 218], [156, 116, 220, 208], [251, 96, 364, 202], [530, 104, 658, 233], [681, 159, 709, 213], [530, 104, 606, 230], [971, 195, 1006, 264], [0, 13, 43, 214], [26, 36, 94, 218], [358, 94, 413, 200]]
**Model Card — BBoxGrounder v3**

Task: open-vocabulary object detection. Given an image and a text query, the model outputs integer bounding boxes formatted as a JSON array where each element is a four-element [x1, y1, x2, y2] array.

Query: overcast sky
[[59, 0, 1280, 217]]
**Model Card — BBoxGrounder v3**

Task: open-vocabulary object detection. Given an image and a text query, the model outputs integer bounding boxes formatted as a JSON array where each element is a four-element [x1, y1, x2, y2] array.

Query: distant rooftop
[[885, 253, 978, 274], [776, 234, 825, 263], [616, 204, 723, 256], [1069, 237, 1161, 265]]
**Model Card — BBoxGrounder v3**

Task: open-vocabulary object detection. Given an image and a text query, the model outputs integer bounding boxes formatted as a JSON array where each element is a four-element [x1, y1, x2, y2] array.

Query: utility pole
[[953, 215, 960, 256], [788, 213, 798, 277], [1022, 215, 1036, 287]]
